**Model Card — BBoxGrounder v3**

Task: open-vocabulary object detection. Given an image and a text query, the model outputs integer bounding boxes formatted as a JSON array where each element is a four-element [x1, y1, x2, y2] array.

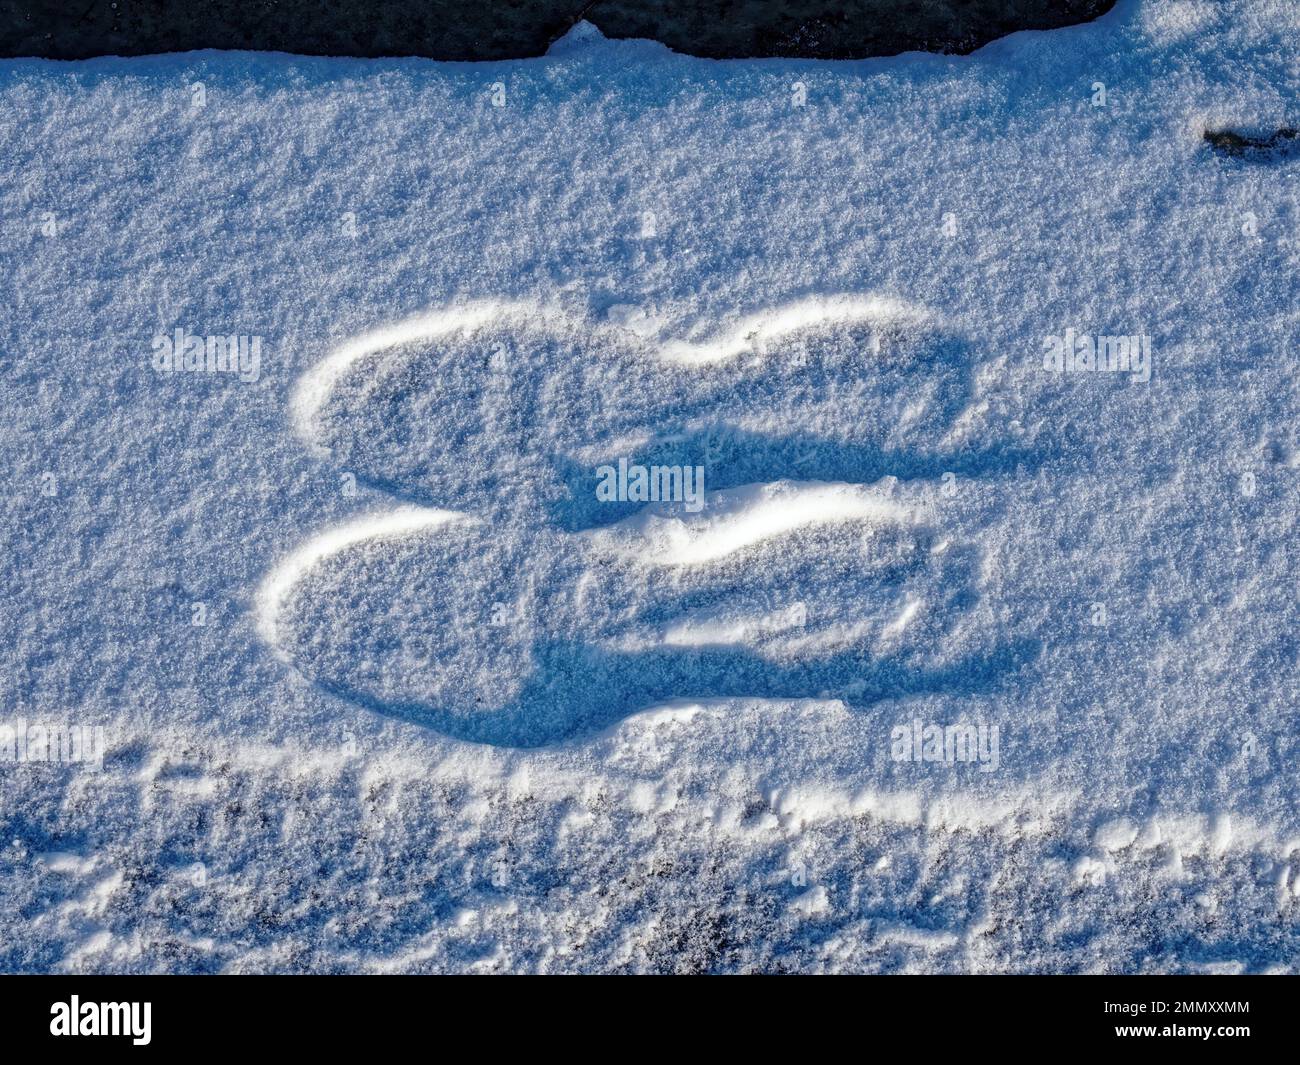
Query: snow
[[2, 0, 1299, 972], [587, 479, 913, 565]]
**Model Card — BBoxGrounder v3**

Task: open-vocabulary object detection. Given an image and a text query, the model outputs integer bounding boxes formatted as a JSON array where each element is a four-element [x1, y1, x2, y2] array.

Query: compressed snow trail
[[3, 0, 1300, 972], [259, 477, 980, 746]]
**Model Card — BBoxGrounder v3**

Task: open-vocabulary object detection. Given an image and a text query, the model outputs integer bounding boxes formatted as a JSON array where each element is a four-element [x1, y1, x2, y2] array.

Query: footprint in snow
[[259, 297, 1029, 746]]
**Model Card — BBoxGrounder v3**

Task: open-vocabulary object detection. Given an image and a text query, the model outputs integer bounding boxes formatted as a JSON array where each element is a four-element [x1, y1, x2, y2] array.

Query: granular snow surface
[[1, 0, 1298, 972]]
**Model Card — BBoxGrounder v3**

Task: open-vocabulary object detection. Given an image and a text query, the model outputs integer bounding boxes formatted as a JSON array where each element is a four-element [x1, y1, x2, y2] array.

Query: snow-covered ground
[[2, 0, 1297, 973]]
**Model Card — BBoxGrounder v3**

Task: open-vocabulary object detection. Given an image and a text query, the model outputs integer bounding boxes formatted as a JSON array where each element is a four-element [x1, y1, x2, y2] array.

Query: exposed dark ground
[[1, 0, 1115, 60], [1204, 127, 1300, 162]]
